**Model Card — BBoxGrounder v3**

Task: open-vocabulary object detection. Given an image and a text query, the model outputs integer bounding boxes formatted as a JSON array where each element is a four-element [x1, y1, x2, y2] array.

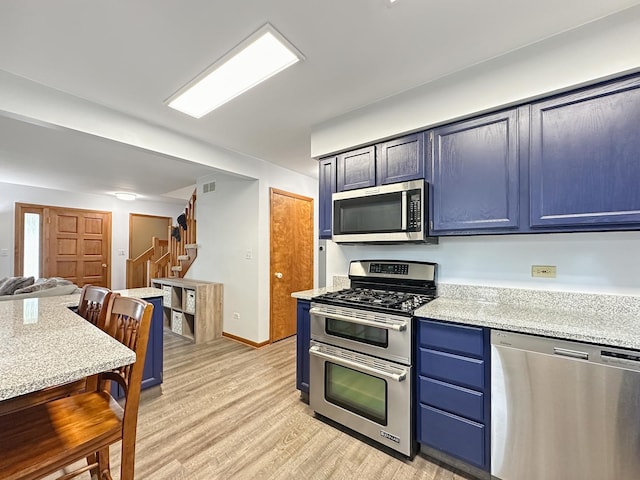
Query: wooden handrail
[[126, 236, 170, 288]]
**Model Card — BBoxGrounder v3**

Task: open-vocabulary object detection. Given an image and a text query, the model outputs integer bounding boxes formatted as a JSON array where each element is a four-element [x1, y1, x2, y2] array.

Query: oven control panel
[[369, 263, 409, 275]]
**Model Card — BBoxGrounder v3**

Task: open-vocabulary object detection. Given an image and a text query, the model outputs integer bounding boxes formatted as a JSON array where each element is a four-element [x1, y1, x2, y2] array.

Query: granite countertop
[[416, 285, 640, 350], [0, 287, 164, 401], [291, 285, 345, 301], [292, 281, 640, 351], [0, 297, 136, 401]]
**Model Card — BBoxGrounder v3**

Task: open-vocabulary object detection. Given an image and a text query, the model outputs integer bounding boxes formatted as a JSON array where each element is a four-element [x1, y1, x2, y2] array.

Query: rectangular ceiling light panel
[[168, 24, 303, 118]]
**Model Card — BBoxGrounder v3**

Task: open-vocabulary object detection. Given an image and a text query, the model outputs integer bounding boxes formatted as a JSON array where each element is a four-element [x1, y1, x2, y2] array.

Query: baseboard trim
[[222, 332, 270, 349]]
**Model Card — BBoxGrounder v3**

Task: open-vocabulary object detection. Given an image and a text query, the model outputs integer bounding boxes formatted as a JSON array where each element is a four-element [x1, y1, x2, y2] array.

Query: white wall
[[186, 164, 317, 344], [186, 174, 260, 341], [326, 232, 640, 295], [314, 8, 640, 296], [0, 181, 183, 289]]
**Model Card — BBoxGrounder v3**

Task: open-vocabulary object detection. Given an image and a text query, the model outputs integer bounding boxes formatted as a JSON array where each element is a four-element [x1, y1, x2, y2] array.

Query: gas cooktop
[[313, 260, 438, 315], [313, 287, 436, 314]]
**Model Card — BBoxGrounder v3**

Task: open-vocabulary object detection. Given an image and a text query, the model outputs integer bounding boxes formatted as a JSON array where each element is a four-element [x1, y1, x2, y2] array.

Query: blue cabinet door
[[376, 133, 426, 185], [296, 300, 311, 394], [530, 75, 640, 228], [416, 318, 491, 471], [336, 146, 376, 191], [112, 296, 163, 398], [318, 156, 336, 239], [431, 108, 520, 234], [141, 296, 163, 390]]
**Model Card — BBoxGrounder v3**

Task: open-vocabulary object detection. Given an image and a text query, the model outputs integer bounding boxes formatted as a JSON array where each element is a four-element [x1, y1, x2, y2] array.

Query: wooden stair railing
[[126, 190, 197, 286], [126, 237, 169, 288], [168, 189, 197, 278]]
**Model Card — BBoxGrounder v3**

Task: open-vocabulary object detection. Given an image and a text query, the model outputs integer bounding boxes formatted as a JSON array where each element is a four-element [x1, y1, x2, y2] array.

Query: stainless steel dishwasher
[[491, 330, 640, 480]]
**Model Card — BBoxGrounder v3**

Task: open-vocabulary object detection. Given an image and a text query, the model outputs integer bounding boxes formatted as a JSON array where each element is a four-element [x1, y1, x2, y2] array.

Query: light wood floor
[[60, 332, 472, 480]]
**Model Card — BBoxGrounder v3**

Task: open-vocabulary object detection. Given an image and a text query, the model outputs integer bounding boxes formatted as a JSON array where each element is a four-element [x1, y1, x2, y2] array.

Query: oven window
[[325, 362, 387, 425], [326, 318, 388, 348]]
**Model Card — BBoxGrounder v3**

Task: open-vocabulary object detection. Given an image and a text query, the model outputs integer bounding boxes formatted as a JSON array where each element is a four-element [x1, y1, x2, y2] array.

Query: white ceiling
[[1, 0, 639, 201]]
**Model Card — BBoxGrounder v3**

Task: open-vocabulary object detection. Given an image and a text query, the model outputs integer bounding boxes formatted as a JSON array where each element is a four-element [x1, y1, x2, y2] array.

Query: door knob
[[275, 272, 283, 279], [102, 264, 107, 267]]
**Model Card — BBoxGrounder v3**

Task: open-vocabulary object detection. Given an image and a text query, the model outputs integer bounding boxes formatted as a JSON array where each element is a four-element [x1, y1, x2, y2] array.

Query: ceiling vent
[[203, 181, 216, 194]]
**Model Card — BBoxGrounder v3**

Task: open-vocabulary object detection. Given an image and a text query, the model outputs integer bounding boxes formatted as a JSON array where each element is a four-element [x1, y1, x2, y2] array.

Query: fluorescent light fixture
[[167, 23, 304, 118], [114, 192, 137, 201]]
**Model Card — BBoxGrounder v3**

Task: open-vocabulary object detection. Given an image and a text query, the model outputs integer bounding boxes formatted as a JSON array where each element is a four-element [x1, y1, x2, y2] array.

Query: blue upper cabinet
[[431, 108, 521, 234], [530, 75, 640, 229], [336, 146, 376, 191], [376, 133, 426, 185], [318, 156, 336, 239]]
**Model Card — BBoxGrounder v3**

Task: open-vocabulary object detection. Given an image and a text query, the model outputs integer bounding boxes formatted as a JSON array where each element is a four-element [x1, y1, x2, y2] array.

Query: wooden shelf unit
[[152, 278, 223, 344]]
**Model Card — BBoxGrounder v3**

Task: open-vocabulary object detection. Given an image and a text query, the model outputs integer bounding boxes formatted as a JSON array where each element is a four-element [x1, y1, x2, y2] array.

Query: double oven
[[309, 260, 437, 457]]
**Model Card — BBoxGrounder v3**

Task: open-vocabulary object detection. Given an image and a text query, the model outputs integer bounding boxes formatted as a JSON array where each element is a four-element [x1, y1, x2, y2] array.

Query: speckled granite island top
[[415, 285, 640, 350], [0, 290, 161, 401]]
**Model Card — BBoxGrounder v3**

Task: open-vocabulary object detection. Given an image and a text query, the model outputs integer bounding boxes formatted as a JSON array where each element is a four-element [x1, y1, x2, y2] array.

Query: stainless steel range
[[309, 260, 437, 457]]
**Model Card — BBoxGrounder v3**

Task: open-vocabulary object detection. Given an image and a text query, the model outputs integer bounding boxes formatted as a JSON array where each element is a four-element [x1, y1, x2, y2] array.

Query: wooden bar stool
[[0, 296, 154, 480]]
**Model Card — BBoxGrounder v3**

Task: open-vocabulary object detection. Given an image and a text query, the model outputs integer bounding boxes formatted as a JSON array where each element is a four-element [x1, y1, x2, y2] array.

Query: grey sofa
[[0, 276, 80, 301]]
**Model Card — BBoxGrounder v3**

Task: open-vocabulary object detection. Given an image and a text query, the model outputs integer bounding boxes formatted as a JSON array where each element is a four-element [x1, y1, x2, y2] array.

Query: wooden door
[[44, 207, 112, 288], [270, 189, 313, 342]]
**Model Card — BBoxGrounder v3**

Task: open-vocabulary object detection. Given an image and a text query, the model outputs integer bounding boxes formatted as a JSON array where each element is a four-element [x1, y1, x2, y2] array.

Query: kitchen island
[[0, 287, 164, 402]]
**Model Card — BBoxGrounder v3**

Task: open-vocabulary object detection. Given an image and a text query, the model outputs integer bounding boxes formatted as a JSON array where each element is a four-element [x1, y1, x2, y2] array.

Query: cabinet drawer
[[418, 404, 485, 468], [419, 376, 484, 423], [418, 319, 484, 358], [418, 348, 484, 390]]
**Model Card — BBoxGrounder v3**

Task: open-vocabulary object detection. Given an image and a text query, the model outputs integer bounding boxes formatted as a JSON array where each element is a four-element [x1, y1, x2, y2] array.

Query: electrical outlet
[[532, 265, 557, 278], [245, 249, 253, 260], [233, 312, 240, 320]]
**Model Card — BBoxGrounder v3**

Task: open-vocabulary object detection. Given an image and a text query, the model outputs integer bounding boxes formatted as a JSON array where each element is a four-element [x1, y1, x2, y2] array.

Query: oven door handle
[[309, 346, 407, 382], [309, 307, 407, 331]]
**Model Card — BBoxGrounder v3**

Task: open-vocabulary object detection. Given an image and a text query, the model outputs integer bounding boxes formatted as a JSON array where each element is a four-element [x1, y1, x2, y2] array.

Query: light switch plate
[[532, 265, 557, 278]]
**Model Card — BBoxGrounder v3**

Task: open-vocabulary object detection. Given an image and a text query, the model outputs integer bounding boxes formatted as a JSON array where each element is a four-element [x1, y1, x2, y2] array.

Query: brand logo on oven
[[380, 430, 400, 444]]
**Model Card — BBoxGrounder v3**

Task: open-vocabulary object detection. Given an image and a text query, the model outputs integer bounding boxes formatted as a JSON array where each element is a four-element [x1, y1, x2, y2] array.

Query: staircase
[[126, 190, 198, 287], [167, 190, 198, 278]]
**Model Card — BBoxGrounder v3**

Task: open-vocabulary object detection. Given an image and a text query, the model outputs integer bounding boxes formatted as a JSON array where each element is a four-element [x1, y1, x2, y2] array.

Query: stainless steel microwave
[[332, 180, 437, 244]]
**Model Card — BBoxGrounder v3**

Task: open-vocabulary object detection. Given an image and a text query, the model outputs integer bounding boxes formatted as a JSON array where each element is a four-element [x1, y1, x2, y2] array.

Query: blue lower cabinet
[[419, 405, 485, 468], [141, 297, 164, 390], [416, 318, 490, 471], [419, 376, 484, 423], [112, 296, 163, 398], [296, 300, 311, 394]]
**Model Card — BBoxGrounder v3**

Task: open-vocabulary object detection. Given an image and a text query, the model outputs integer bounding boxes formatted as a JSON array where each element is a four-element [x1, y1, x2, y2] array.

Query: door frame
[[269, 188, 314, 343], [14, 203, 112, 287]]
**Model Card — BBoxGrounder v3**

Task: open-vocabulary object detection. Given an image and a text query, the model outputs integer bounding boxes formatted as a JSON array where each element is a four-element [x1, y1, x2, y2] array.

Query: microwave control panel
[[408, 190, 421, 231]]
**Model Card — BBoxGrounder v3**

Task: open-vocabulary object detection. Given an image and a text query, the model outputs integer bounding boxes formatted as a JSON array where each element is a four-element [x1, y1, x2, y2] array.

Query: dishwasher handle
[[554, 347, 589, 360]]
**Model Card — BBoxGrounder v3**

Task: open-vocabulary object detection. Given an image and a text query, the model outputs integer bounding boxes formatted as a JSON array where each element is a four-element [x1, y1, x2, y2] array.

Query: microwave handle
[[401, 191, 407, 231]]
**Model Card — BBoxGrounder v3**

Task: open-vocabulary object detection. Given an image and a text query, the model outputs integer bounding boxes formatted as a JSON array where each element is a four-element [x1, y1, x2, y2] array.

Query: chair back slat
[[77, 284, 112, 328]]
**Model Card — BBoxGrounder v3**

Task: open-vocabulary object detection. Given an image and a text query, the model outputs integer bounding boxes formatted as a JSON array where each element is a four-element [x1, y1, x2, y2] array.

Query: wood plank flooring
[[54, 332, 472, 480]]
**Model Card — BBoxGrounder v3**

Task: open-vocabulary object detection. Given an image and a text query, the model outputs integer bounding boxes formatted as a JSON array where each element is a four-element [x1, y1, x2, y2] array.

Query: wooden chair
[[0, 296, 154, 480], [77, 284, 113, 328], [0, 285, 114, 416]]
